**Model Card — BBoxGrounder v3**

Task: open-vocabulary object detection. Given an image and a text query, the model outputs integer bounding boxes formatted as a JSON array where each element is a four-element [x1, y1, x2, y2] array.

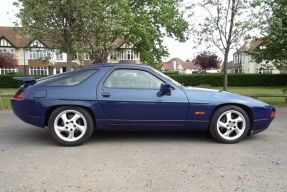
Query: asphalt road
[[0, 110, 286, 192]]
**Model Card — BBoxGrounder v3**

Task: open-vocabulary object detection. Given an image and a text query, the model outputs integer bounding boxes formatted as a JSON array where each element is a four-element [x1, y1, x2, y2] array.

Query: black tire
[[48, 106, 94, 146], [209, 105, 250, 143]]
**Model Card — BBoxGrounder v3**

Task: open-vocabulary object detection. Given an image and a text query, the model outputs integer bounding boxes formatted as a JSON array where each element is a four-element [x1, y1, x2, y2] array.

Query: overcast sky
[[0, 0, 233, 62]]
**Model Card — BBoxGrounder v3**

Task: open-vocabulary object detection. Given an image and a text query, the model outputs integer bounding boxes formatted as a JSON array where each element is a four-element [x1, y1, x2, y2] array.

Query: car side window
[[36, 69, 97, 86], [104, 69, 163, 89]]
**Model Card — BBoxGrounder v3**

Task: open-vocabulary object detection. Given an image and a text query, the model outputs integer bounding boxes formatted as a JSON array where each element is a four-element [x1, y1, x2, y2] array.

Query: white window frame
[[84, 53, 90, 60], [0, 68, 18, 75], [55, 50, 63, 60], [120, 50, 138, 60], [257, 68, 274, 74], [110, 51, 117, 60], [29, 67, 49, 75], [0, 48, 16, 58], [28, 49, 48, 59], [74, 53, 79, 60]]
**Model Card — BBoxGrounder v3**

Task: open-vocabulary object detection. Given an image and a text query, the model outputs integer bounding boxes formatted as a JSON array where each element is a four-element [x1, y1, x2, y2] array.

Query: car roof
[[84, 63, 151, 70]]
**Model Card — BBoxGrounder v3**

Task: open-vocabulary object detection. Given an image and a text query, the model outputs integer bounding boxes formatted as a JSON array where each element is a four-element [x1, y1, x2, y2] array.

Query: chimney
[[173, 60, 177, 70], [244, 34, 252, 49]]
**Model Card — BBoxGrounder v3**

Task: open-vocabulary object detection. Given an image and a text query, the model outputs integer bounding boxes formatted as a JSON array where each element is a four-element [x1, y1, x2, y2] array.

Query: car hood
[[183, 87, 270, 107]]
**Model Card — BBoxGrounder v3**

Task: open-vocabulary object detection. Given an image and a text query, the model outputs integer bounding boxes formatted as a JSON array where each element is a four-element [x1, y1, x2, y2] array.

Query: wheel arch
[[45, 105, 96, 128], [209, 103, 254, 132]]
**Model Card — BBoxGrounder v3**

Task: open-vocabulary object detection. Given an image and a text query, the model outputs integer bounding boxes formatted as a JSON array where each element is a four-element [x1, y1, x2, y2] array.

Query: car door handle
[[101, 92, 111, 97]]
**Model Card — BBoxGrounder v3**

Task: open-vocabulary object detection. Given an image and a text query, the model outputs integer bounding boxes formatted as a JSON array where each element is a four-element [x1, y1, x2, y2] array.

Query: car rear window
[[36, 69, 97, 86]]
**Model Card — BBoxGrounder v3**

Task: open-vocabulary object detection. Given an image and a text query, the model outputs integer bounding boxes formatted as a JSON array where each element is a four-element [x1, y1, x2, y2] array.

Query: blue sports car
[[11, 64, 276, 146]]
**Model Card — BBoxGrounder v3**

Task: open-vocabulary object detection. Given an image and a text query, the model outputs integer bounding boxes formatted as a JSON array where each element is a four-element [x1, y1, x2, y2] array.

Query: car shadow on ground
[[5, 127, 260, 147], [89, 130, 215, 144]]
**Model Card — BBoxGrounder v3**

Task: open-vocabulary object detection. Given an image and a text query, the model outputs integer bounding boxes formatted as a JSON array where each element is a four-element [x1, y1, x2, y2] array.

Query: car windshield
[[150, 68, 182, 87]]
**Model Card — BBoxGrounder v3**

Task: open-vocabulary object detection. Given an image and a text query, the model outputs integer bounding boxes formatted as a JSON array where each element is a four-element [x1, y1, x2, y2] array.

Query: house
[[226, 61, 242, 73], [232, 35, 280, 74], [0, 26, 140, 75], [161, 58, 219, 74], [161, 58, 201, 74]]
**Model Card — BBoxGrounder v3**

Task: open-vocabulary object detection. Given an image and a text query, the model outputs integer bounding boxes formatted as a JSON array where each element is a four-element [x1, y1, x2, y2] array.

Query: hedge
[[0, 75, 25, 88], [168, 74, 287, 87], [1, 73, 287, 88], [0, 74, 46, 88]]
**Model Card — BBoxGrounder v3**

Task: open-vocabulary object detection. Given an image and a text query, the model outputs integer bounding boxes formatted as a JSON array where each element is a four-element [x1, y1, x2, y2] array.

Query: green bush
[[1, 72, 287, 88], [163, 71, 179, 75], [0, 74, 47, 88], [282, 87, 287, 102], [0, 75, 25, 88], [168, 74, 287, 87], [7, 72, 25, 76]]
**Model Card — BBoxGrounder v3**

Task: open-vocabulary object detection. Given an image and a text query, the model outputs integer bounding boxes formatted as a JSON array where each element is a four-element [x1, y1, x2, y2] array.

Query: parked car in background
[[11, 64, 276, 146]]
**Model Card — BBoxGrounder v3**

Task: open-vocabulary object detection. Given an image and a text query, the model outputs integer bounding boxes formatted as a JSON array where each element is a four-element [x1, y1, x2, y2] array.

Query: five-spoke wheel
[[209, 105, 250, 143], [48, 106, 94, 146]]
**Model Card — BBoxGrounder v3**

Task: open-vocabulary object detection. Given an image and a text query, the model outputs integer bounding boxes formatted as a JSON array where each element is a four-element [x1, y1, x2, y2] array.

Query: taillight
[[13, 90, 27, 99], [270, 111, 276, 118]]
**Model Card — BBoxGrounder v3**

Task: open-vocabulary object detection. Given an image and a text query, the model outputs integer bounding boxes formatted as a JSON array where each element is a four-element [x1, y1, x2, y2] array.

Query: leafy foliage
[[0, 75, 24, 88], [0, 52, 18, 68], [249, 0, 287, 70], [168, 74, 287, 87], [14, 0, 189, 67], [193, 51, 221, 73], [189, 0, 257, 90], [126, 0, 189, 64]]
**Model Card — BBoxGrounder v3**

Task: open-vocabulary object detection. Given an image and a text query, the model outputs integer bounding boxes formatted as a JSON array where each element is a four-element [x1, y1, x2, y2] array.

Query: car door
[[96, 68, 189, 127]]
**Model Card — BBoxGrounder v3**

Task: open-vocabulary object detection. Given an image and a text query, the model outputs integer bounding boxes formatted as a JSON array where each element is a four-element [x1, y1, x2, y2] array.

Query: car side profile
[[11, 64, 276, 146]]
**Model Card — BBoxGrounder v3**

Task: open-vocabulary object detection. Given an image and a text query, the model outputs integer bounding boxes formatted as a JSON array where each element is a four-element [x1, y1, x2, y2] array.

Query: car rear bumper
[[11, 99, 45, 128]]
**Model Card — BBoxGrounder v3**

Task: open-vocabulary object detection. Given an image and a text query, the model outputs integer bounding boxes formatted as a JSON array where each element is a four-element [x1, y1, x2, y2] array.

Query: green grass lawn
[[0, 88, 18, 94], [0, 89, 17, 110], [0, 87, 286, 110], [213, 86, 286, 105]]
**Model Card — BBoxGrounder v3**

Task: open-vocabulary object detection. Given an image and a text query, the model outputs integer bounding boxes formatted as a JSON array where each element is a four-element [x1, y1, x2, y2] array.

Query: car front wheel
[[48, 106, 94, 146], [209, 105, 250, 143]]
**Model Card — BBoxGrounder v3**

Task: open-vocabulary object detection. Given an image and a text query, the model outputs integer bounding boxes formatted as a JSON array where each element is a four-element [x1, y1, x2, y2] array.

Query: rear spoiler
[[13, 77, 36, 83]]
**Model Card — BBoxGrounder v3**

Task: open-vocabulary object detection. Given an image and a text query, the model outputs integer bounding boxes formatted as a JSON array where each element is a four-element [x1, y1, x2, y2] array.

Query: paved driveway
[[0, 110, 286, 192]]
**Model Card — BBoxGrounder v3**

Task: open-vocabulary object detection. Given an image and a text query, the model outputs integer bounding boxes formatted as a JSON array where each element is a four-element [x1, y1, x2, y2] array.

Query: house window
[[74, 53, 90, 60], [257, 69, 273, 74], [28, 50, 47, 59], [29, 67, 49, 75], [110, 51, 117, 60], [84, 53, 90, 60], [56, 68, 61, 74], [0, 48, 16, 58], [0, 68, 18, 75], [234, 54, 241, 64], [120, 50, 137, 60], [73, 53, 90, 60], [74, 53, 79, 60], [55, 50, 63, 60]]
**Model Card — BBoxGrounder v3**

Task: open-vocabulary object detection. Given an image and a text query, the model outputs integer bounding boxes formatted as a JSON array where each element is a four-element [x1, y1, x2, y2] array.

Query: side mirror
[[157, 83, 171, 96]]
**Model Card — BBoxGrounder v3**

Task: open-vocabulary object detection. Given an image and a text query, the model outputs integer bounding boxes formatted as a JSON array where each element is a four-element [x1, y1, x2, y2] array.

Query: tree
[[193, 51, 221, 73], [0, 52, 18, 68], [125, 0, 189, 65], [189, 0, 257, 90], [248, 0, 287, 70], [14, 0, 189, 69], [14, 0, 121, 71]]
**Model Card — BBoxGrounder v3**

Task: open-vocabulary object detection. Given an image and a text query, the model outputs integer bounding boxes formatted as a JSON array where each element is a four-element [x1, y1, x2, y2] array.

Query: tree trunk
[[223, 51, 229, 91], [66, 49, 72, 71], [223, 0, 236, 91]]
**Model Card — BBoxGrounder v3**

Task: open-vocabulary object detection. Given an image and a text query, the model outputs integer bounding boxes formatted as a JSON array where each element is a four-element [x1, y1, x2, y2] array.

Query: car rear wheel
[[209, 105, 250, 143], [48, 106, 94, 146]]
